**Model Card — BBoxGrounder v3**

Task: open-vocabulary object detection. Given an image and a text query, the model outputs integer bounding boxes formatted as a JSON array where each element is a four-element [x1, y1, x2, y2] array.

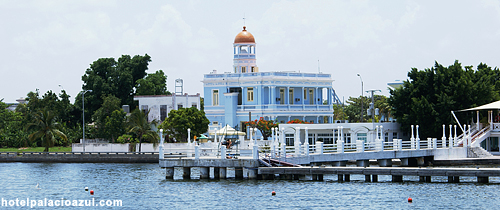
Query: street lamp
[[82, 90, 92, 153], [357, 74, 364, 123]]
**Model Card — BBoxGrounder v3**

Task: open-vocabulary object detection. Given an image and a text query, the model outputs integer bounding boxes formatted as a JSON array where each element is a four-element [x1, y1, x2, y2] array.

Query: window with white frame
[[247, 87, 254, 102], [285, 134, 294, 146], [213, 90, 219, 106], [357, 133, 367, 142]]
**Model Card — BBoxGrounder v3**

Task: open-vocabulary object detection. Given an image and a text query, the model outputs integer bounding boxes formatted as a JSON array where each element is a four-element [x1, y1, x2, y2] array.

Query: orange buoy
[[408, 197, 412, 203], [272, 191, 276, 196], [90, 190, 94, 195]]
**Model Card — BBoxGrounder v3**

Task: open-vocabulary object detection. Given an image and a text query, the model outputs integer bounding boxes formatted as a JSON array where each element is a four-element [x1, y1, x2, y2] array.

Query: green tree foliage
[[27, 108, 67, 152], [127, 109, 158, 152], [344, 96, 370, 122], [80, 54, 152, 116], [342, 95, 390, 123], [0, 100, 27, 148], [389, 61, 500, 138], [159, 107, 209, 142], [20, 89, 78, 127], [92, 95, 126, 142], [104, 110, 127, 143], [136, 70, 170, 95], [333, 104, 347, 121]]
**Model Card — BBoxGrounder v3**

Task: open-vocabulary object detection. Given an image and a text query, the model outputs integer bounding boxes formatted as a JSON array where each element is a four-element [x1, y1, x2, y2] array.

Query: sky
[[2, 0, 500, 104]]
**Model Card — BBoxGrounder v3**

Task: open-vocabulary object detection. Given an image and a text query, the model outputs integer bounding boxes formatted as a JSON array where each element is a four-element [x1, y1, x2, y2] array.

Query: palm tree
[[127, 109, 158, 152], [27, 108, 67, 152]]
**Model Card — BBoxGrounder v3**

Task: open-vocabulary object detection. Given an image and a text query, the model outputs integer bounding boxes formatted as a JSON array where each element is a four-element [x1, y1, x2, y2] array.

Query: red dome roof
[[234, 26, 255, 43]]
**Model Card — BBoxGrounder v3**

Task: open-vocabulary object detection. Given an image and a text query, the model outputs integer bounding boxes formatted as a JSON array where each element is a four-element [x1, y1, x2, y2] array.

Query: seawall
[[0, 152, 159, 163]]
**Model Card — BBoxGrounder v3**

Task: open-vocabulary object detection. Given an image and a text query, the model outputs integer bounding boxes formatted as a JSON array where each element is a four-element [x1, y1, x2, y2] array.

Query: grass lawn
[[0, 147, 72, 152]]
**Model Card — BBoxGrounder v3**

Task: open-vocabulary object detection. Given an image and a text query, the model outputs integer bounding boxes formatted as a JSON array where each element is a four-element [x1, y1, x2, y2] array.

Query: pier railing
[[159, 137, 450, 161]]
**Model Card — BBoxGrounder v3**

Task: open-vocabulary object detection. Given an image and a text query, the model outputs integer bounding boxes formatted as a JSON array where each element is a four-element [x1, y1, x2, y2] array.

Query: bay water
[[2, 162, 500, 209]]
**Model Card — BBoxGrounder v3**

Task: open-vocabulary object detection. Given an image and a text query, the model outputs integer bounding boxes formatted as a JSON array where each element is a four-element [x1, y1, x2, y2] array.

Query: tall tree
[[127, 109, 158, 152], [0, 100, 27, 148], [27, 108, 67, 152], [80, 54, 152, 116], [344, 96, 370, 122], [104, 110, 127, 143], [92, 95, 126, 141], [136, 70, 170, 95], [159, 107, 209, 142], [389, 61, 500, 138]]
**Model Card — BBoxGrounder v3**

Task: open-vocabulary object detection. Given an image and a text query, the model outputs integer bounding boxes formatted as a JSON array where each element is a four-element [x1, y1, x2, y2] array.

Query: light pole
[[82, 90, 92, 153], [357, 74, 363, 122], [366, 89, 381, 141]]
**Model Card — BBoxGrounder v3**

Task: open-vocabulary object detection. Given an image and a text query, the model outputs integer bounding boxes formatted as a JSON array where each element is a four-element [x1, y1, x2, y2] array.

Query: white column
[[337, 140, 344, 153], [449, 125, 453, 148], [271, 127, 275, 145], [410, 125, 415, 149], [305, 127, 309, 145], [159, 129, 164, 160], [468, 125, 471, 147], [281, 129, 285, 145], [302, 87, 305, 105], [187, 128, 191, 144], [304, 142, 309, 156], [340, 126, 344, 143], [286, 86, 289, 105], [356, 140, 364, 153], [415, 125, 420, 150], [317, 141, 323, 154], [377, 139, 383, 151], [295, 127, 301, 156], [454, 125, 457, 146], [268, 86, 271, 106], [252, 145, 258, 160], [380, 125, 384, 141], [249, 127, 253, 145], [442, 124, 447, 148], [315, 87, 318, 105], [214, 128, 218, 143], [463, 124, 468, 147], [477, 111, 480, 130], [253, 128, 257, 145]]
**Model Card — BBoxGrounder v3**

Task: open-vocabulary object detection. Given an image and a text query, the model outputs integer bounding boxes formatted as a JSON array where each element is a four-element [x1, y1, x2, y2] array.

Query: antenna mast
[[318, 59, 320, 73]]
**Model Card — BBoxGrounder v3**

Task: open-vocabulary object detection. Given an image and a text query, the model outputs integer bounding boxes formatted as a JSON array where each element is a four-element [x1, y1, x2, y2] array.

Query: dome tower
[[233, 26, 258, 73]]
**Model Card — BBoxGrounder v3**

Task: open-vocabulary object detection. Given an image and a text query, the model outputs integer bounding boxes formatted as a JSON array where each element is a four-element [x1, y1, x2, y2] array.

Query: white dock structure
[[158, 122, 500, 183]]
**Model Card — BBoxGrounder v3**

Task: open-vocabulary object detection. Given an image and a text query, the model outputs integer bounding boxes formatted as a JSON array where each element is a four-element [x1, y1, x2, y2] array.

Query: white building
[[278, 122, 405, 146], [134, 93, 201, 122]]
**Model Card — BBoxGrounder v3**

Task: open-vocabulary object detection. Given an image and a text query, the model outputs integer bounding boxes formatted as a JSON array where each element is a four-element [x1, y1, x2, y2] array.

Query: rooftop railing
[[204, 72, 331, 79]]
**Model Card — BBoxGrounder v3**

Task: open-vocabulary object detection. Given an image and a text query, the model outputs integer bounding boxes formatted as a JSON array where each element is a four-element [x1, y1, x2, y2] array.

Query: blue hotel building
[[203, 26, 339, 132]]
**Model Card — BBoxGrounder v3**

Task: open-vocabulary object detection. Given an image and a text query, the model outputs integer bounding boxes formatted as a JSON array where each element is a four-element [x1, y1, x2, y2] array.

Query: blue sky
[[2, 0, 500, 103]]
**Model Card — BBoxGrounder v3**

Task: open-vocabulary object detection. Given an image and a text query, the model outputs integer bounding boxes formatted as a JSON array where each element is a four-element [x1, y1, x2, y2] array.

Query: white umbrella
[[209, 125, 246, 136]]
